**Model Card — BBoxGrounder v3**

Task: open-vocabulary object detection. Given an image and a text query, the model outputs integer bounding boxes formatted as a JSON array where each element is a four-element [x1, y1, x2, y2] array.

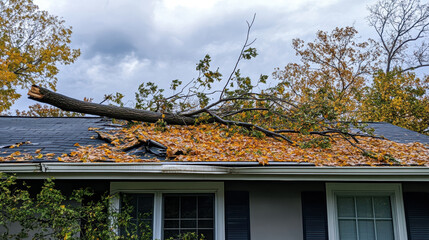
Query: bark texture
[[28, 85, 196, 125]]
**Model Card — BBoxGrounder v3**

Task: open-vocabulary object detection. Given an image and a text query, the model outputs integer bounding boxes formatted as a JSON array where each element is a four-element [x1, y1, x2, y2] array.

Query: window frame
[[110, 182, 225, 240], [326, 183, 408, 240]]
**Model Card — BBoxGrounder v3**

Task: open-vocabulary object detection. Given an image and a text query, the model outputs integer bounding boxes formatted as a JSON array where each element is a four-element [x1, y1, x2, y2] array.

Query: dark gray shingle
[[362, 122, 429, 144], [0, 117, 109, 158]]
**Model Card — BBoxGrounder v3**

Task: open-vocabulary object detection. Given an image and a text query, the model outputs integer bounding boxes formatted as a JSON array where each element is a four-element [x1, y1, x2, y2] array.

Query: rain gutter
[[1, 163, 429, 182]]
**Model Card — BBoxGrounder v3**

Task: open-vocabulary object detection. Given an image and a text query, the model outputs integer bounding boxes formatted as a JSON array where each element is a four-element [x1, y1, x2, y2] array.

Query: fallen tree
[[28, 85, 296, 143], [27, 17, 380, 150]]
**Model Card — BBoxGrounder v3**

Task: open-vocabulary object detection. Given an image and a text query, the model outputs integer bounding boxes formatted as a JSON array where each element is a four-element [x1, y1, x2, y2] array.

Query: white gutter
[[39, 162, 230, 174], [2, 163, 429, 181], [0, 163, 40, 172]]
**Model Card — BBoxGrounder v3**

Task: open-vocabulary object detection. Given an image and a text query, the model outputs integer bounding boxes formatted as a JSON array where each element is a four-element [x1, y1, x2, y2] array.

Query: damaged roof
[[0, 116, 428, 166], [0, 117, 164, 162]]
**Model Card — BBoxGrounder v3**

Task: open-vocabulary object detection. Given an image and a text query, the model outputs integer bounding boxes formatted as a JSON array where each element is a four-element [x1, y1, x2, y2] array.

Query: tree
[[272, 27, 379, 129], [0, 0, 80, 113], [360, 70, 429, 132], [368, 0, 429, 73]]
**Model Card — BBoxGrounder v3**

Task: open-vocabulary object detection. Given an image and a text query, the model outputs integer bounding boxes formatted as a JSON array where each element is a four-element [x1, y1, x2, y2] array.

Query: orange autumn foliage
[[360, 70, 429, 133], [0, 0, 80, 113]]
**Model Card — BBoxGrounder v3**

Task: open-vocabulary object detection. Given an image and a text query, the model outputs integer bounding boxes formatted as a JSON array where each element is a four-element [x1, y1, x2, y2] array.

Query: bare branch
[[368, 0, 429, 72], [219, 13, 256, 99]]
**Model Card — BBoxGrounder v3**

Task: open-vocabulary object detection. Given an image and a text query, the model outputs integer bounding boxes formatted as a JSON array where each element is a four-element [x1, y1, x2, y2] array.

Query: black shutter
[[225, 191, 250, 240], [403, 192, 429, 240], [302, 191, 328, 240]]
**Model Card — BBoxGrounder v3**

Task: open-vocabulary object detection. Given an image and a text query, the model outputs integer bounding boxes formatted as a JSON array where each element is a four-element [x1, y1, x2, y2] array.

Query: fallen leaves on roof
[[1, 123, 428, 166], [0, 143, 157, 163], [97, 123, 429, 166]]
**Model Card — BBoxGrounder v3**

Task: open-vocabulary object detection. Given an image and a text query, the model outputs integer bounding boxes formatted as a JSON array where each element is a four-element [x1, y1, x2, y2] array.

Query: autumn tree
[[272, 27, 379, 131], [368, 0, 429, 73], [358, 0, 429, 132], [0, 0, 80, 113], [360, 70, 429, 132]]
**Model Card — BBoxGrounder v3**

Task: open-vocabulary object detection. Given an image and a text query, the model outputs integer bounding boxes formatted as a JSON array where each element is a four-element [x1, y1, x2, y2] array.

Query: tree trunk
[[27, 85, 196, 125]]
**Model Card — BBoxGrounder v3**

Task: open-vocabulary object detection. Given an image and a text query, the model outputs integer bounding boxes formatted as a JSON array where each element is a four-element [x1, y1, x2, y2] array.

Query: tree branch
[[205, 110, 294, 144], [219, 13, 256, 99]]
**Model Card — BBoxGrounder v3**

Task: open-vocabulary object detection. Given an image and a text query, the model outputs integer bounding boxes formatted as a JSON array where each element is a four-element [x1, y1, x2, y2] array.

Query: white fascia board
[[2, 163, 429, 181]]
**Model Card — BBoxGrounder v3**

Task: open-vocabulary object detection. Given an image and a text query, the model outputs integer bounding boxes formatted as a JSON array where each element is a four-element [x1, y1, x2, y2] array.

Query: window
[[326, 183, 408, 240], [111, 182, 224, 240], [120, 193, 154, 238], [163, 194, 215, 240]]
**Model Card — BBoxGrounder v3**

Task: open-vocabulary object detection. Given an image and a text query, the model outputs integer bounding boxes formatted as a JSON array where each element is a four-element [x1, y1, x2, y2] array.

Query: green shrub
[[0, 173, 206, 240]]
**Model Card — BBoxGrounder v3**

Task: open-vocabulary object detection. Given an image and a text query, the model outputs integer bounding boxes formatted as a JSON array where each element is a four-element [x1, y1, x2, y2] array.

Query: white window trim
[[110, 182, 225, 240], [326, 183, 408, 240]]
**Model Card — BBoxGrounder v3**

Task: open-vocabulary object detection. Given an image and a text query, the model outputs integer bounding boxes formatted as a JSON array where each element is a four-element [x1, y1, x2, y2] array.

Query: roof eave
[[2, 163, 429, 182]]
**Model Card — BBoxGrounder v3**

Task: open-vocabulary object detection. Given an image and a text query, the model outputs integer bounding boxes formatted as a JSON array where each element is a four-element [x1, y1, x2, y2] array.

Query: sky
[[13, 0, 378, 110]]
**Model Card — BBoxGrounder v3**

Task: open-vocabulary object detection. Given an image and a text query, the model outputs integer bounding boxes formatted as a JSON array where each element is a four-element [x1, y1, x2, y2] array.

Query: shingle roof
[[0, 117, 428, 164]]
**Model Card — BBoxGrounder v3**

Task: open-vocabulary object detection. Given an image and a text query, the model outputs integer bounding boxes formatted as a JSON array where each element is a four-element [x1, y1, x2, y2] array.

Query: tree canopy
[[272, 27, 379, 127], [0, 0, 80, 113], [360, 70, 429, 132]]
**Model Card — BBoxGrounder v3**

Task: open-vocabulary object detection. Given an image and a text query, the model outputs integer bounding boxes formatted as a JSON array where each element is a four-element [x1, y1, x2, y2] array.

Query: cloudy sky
[[13, 0, 378, 110]]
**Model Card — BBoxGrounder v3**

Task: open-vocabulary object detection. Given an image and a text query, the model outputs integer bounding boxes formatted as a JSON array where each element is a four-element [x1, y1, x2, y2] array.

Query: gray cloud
[[87, 30, 137, 58]]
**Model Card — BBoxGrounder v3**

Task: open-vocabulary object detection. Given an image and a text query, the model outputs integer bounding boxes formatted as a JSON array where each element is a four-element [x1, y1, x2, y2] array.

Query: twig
[[219, 13, 257, 99]]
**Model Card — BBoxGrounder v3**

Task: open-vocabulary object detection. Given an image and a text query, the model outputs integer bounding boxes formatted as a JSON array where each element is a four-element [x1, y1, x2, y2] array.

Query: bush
[[0, 173, 206, 240]]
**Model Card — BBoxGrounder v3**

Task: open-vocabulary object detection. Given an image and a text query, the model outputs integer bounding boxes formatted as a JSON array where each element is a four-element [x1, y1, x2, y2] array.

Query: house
[[1, 116, 429, 240]]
